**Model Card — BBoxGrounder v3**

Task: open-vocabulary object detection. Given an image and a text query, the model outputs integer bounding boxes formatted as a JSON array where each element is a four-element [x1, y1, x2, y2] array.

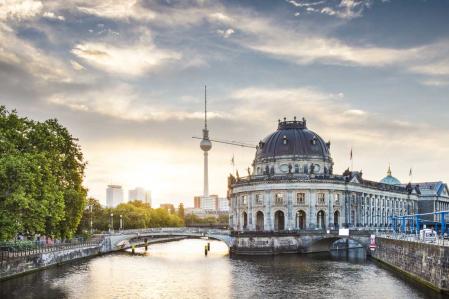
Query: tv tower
[[200, 85, 212, 198]]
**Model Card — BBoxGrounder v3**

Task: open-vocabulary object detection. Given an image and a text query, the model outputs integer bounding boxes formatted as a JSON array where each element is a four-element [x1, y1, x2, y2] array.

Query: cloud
[[287, 0, 373, 20], [71, 40, 181, 76], [419, 79, 449, 87], [47, 83, 224, 122], [76, 0, 156, 21], [217, 28, 235, 38], [228, 86, 449, 156], [0, 24, 73, 82], [42, 11, 64, 21], [0, 0, 43, 21]]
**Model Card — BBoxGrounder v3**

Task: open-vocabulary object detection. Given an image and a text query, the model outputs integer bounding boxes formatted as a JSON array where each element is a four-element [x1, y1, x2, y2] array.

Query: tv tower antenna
[[199, 86, 212, 198]]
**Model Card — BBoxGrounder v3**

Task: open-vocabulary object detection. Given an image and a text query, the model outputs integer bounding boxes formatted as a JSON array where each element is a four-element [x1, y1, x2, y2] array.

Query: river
[[0, 239, 446, 299]]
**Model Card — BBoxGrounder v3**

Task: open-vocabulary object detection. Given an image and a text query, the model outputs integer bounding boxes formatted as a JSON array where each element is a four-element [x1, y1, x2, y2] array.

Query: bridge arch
[[307, 236, 370, 253]]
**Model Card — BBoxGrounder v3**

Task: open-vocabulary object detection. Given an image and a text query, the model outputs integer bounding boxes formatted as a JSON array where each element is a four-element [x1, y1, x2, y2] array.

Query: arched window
[[274, 210, 285, 231], [256, 211, 264, 231], [296, 210, 306, 229], [317, 210, 325, 229], [242, 211, 248, 230], [334, 210, 340, 228]]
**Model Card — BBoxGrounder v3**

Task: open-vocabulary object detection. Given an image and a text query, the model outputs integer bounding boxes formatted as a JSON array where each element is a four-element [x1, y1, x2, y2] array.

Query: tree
[[178, 203, 185, 219], [0, 107, 87, 240]]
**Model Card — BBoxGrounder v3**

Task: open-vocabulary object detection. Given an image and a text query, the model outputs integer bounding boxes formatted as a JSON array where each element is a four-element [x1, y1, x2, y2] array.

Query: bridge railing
[[110, 227, 231, 236], [377, 232, 449, 247], [0, 239, 103, 265]]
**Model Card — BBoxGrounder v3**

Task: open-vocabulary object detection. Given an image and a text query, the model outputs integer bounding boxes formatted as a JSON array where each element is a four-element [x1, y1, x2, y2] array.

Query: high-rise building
[[217, 197, 229, 212], [194, 196, 201, 208], [106, 185, 124, 208], [128, 187, 152, 206]]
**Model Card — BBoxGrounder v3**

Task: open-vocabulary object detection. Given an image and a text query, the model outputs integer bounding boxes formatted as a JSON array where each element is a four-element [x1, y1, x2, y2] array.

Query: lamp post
[[90, 204, 93, 234], [120, 215, 123, 231], [110, 213, 114, 233]]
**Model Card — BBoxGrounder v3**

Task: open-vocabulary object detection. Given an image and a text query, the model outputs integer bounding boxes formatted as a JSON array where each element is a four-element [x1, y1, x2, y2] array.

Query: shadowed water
[[0, 239, 446, 299]]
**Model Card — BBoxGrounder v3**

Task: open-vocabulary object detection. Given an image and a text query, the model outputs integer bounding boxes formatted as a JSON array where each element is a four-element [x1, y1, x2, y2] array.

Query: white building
[[201, 194, 218, 211], [128, 187, 152, 206], [217, 197, 229, 212], [229, 118, 421, 231], [106, 185, 124, 208]]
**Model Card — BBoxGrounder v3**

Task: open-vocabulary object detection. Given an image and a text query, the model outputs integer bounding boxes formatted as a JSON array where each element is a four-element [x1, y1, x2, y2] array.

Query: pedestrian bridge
[[101, 227, 376, 254], [101, 228, 233, 252]]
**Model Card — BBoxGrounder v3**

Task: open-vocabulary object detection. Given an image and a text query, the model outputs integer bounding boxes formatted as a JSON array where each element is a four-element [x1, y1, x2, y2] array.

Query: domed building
[[228, 118, 419, 232], [380, 166, 401, 185]]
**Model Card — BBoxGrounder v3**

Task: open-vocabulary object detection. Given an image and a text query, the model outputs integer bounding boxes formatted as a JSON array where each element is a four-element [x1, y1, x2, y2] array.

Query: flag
[[231, 155, 235, 166], [409, 168, 412, 177], [350, 148, 353, 160]]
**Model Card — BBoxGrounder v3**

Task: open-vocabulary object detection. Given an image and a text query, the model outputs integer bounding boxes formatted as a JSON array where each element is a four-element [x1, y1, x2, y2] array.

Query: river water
[[0, 239, 446, 299]]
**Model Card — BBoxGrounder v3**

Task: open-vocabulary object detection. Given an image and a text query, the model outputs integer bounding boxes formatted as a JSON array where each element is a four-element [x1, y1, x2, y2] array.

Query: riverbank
[[0, 236, 188, 282], [371, 237, 449, 295]]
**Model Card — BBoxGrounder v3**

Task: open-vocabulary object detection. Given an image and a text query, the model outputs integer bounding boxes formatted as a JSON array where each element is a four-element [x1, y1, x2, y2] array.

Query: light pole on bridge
[[120, 214, 123, 231], [110, 213, 114, 233]]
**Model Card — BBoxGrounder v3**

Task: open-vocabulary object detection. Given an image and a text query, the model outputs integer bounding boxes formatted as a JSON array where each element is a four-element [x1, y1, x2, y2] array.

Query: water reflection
[[0, 239, 447, 299]]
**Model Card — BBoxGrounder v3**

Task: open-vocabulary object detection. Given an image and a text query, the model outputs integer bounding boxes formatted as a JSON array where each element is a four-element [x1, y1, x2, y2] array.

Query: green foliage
[[0, 106, 87, 240], [77, 200, 184, 232], [177, 203, 185, 219], [184, 214, 229, 226]]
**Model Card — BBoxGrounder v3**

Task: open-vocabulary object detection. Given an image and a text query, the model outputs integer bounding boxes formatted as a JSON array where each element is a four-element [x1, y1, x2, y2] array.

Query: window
[[256, 194, 263, 205], [275, 193, 284, 204], [335, 194, 340, 205], [241, 195, 247, 205], [318, 193, 325, 204], [296, 193, 305, 205]]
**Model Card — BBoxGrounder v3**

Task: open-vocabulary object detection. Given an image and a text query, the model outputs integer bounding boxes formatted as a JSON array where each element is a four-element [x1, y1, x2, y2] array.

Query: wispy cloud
[[71, 41, 181, 76]]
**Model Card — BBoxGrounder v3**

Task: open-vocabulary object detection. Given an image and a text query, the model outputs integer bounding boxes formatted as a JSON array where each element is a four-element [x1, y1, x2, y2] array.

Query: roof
[[255, 118, 331, 161], [411, 181, 448, 197]]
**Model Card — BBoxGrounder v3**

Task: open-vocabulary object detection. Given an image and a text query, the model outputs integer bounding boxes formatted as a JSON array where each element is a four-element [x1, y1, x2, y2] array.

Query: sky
[[1, 0, 449, 207]]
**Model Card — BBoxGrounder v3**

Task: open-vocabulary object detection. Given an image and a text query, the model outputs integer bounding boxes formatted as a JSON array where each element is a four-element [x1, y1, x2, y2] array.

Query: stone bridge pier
[[230, 230, 372, 255]]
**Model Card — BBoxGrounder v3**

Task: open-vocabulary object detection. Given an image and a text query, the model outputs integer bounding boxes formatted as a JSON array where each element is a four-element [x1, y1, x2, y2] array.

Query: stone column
[[308, 190, 315, 229], [327, 191, 332, 228], [287, 190, 293, 229], [249, 193, 253, 229], [265, 191, 272, 231]]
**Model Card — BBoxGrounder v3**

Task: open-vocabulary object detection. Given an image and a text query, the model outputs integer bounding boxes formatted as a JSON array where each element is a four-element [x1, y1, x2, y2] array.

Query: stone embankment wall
[[0, 246, 100, 281], [371, 237, 449, 294]]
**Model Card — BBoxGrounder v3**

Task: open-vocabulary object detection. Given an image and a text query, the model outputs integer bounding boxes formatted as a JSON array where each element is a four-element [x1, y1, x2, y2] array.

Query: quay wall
[[371, 237, 449, 294], [0, 246, 100, 281], [230, 234, 369, 255]]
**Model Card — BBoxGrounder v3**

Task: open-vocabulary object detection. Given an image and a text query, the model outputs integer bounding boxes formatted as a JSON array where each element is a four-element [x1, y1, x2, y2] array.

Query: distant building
[[202, 194, 218, 211], [194, 196, 201, 208], [217, 197, 229, 212], [129, 187, 152, 206], [411, 182, 449, 222], [106, 185, 124, 208], [160, 203, 175, 213]]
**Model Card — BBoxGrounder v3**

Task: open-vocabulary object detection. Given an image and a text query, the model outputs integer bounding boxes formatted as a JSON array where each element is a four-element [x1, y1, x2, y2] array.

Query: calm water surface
[[1, 239, 446, 299]]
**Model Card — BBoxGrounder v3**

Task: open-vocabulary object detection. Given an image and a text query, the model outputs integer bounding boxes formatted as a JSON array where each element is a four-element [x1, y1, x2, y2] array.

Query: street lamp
[[120, 215, 123, 231], [110, 213, 114, 233], [90, 204, 93, 234]]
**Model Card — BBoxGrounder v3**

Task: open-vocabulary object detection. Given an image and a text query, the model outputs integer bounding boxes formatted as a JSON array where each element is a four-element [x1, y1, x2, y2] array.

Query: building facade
[[228, 118, 420, 231], [413, 182, 449, 221], [106, 185, 124, 208], [128, 187, 152, 206]]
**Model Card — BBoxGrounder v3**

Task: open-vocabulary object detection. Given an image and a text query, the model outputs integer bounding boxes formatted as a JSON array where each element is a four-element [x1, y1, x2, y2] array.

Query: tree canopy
[[77, 200, 184, 233], [0, 106, 87, 240]]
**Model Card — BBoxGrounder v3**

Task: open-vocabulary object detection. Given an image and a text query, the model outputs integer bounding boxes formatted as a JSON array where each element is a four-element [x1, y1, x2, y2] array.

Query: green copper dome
[[380, 165, 401, 185]]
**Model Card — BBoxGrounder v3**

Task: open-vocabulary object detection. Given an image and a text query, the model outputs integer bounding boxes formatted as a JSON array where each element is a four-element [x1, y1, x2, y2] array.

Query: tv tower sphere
[[200, 135, 212, 151]]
